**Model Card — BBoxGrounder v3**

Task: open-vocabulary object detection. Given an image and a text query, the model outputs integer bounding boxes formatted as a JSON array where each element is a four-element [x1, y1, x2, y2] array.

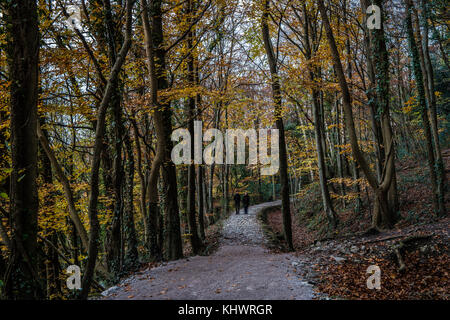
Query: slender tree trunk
[[344, 1, 362, 211], [79, 0, 133, 299], [131, 119, 151, 251], [302, 7, 338, 228], [141, 0, 183, 261], [419, 0, 446, 215], [39, 117, 62, 299], [405, 0, 441, 215], [261, 0, 293, 250], [222, 109, 230, 218], [196, 67, 206, 239], [198, 165, 206, 239], [123, 135, 139, 271], [141, 0, 165, 261], [335, 96, 346, 203], [37, 125, 89, 250], [102, 0, 125, 280], [208, 107, 221, 215], [185, 0, 203, 253], [312, 89, 338, 228]]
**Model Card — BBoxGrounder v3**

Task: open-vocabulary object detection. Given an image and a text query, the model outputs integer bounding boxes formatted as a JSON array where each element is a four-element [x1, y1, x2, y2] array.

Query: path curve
[[102, 201, 315, 300]]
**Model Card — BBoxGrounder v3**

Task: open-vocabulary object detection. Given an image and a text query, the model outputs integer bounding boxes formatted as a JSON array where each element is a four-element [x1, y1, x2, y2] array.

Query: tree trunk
[[302, 6, 338, 228], [312, 89, 338, 228], [102, 0, 125, 281], [364, 0, 398, 222], [208, 107, 221, 215], [344, 1, 362, 211], [37, 124, 89, 251], [198, 165, 206, 239], [418, 0, 446, 215], [185, 0, 203, 253], [261, 0, 293, 250], [123, 135, 139, 271], [141, 0, 183, 261], [39, 117, 62, 299], [405, 0, 440, 216], [318, 0, 395, 230], [4, 0, 44, 299], [79, 0, 133, 299]]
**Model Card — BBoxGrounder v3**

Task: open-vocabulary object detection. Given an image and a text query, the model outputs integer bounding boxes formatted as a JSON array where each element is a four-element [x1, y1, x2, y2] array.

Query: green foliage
[[294, 183, 326, 233]]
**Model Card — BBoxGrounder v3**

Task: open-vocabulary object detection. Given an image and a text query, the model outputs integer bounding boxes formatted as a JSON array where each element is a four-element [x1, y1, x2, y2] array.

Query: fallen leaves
[[314, 249, 449, 300], [263, 153, 450, 300]]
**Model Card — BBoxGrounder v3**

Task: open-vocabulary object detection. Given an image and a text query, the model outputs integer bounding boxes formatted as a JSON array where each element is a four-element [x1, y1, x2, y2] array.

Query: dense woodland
[[0, 0, 448, 299]]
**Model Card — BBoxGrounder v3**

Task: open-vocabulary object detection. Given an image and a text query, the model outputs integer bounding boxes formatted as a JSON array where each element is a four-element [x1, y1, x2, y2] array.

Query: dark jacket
[[242, 194, 250, 207], [233, 193, 240, 203]]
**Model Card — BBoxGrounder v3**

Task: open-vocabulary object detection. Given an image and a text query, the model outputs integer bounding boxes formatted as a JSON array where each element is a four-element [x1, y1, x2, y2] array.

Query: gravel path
[[101, 201, 315, 300]]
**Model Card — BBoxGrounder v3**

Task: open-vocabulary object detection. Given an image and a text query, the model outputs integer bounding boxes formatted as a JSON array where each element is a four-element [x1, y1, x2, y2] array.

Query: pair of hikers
[[233, 192, 250, 215]]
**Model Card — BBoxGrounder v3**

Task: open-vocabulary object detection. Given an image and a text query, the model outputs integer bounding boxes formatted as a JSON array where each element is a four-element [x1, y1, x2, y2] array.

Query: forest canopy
[[0, 0, 448, 300]]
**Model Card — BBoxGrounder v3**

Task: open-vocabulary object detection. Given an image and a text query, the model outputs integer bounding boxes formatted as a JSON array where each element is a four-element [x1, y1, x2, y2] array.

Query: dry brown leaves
[[314, 249, 449, 300]]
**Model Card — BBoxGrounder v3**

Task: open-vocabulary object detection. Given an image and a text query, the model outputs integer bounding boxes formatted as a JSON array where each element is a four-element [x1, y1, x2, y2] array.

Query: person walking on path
[[243, 192, 250, 214], [233, 193, 241, 215]]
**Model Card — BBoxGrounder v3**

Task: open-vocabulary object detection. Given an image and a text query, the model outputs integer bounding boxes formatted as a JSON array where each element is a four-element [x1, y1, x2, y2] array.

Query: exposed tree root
[[391, 235, 431, 272]]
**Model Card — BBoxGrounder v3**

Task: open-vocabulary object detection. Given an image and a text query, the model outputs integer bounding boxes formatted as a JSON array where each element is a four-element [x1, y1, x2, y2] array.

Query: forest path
[[101, 201, 315, 300]]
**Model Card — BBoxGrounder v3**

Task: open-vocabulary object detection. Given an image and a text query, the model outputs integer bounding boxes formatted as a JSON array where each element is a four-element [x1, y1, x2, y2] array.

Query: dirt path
[[101, 201, 315, 300]]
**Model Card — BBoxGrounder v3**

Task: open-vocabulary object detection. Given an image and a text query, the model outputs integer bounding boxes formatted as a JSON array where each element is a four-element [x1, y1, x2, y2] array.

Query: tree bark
[[102, 0, 125, 281], [141, 0, 183, 261], [39, 117, 62, 299], [405, 0, 440, 216], [418, 0, 446, 215], [186, 0, 203, 253], [4, 0, 44, 299], [312, 89, 338, 228], [318, 0, 395, 230], [79, 0, 134, 299], [302, 4, 338, 228], [261, 0, 293, 250], [196, 65, 206, 238], [123, 135, 139, 271]]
